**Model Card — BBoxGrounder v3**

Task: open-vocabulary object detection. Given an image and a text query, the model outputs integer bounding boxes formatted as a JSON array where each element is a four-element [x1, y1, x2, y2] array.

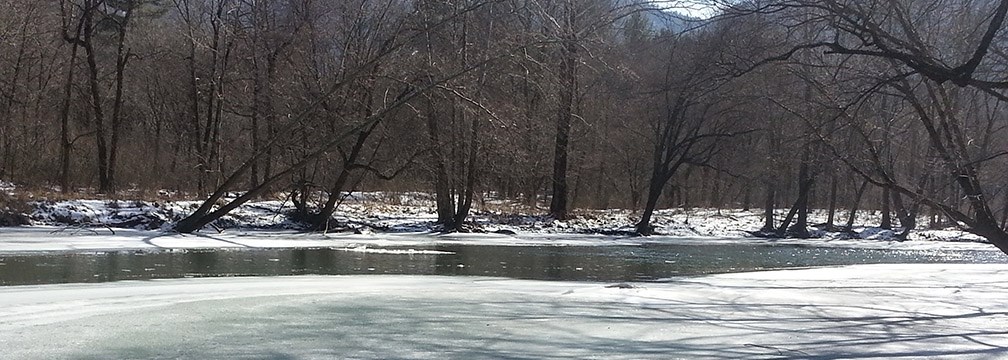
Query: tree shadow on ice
[[58, 277, 1008, 359]]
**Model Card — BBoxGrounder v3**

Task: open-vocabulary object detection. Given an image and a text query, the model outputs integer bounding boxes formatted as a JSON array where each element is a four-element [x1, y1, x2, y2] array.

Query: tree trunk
[[845, 178, 871, 232], [760, 180, 775, 232], [426, 99, 454, 226], [450, 111, 480, 230], [789, 189, 811, 238], [262, 58, 277, 191], [0, 8, 30, 182], [890, 190, 917, 240], [182, 7, 205, 191], [81, 6, 111, 193], [107, 4, 133, 194], [742, 185, 751, 212], [784, 153, 813, 238], [880, 187, 892, 229], [825, 174, 838, 231], [176, 99, 390, 233], [636, 140, 687, 235], [1001, 187, 1008, 230], [314, 124, 376, 230], [549, 3, 577, 220], [201, 4, 227, 190], [775, 196, 800, 238], [710, 172, 721, 208], [929, 179, 943, 229], [635, 170, 666, 235], [59, 28, 81, 192], [315, 167, 352, 230], [250, 61, 262, 189], [699, 167, 710, 207]]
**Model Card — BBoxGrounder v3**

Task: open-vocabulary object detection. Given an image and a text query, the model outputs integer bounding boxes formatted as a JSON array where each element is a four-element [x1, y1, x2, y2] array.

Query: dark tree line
[[3, 0, 1008, 254]]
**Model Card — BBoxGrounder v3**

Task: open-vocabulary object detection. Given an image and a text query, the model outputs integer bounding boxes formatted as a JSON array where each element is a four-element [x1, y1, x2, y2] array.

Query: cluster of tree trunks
[[5, 1, 1008, 256]]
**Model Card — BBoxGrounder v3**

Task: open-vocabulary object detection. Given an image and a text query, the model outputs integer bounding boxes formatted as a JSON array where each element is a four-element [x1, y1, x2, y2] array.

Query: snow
[[4, 193, 1003, 358], [337, 245, 455, 255], [17, 193, 969, 237], [0, 225, 999, 254], [0, 191, 995, 253], [1, 264, 1006, 359], [0, 180, 14, 194]]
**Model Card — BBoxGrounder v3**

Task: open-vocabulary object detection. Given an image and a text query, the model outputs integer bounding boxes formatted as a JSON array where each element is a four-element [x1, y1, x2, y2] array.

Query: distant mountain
[[642, 8, 704, 34]]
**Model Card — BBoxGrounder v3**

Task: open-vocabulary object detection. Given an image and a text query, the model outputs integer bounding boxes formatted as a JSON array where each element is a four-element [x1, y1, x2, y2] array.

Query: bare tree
[[173, 0, 505, 233], [734, 0, 1008, 253], [634, 25, 754, 235]]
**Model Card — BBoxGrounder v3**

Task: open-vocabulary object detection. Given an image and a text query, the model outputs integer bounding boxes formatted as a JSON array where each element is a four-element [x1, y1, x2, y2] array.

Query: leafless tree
[[731, 0, 1008, 253]]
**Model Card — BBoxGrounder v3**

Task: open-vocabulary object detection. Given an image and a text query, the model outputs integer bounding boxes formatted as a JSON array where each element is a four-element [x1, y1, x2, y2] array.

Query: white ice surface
[[0, 226, 999, 254], [1, 264, 1007, 359]]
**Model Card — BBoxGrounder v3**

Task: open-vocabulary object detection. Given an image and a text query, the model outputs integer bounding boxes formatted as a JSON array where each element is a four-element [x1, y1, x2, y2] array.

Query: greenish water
[[1, 243, 1005, 286]]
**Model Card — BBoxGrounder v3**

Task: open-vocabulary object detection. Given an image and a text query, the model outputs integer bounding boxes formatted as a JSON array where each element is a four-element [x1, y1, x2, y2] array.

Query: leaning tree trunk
[[777, 184, 814, 238], [313, 124, 376, 230], [776, 179, 814, 238], [175, 110, 387, 233], [779, 154, 814, 238], [635, 171, 667, 236], [314, 168, 352, 231], [845, 178, 870, 232]]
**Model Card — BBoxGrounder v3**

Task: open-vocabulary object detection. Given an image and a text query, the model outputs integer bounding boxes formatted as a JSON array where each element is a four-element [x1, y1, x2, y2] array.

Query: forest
[[1, 0, 1008, 253]]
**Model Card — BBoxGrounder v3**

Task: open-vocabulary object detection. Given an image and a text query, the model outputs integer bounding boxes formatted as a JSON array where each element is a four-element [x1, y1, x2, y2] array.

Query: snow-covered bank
[[1, 191, 995, 253], [23, 195, 983, 240], [2, 264, 1006, 359], [0, 226, 1000, 254]]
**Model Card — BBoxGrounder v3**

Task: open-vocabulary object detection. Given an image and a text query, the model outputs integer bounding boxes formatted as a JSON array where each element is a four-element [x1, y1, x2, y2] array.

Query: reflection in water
[[106, 252, 119, 282], [1, 243, 1006, 286], [189, 251, 219, 273]]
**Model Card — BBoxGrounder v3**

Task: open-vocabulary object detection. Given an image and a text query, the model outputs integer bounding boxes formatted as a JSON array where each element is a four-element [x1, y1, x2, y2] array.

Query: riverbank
[[0, 191, 996, 254], [0, 225, 999, 254], [2, 263, 1006, 359]]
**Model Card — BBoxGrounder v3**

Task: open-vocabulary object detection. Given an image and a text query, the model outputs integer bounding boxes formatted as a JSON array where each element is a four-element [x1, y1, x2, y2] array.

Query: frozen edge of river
[[0, 226, 999, 254], [1, 264, 1007, 359]]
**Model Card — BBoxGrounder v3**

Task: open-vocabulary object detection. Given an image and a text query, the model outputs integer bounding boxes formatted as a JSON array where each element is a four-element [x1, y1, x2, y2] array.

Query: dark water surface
[[2, 243, 1006, 286]]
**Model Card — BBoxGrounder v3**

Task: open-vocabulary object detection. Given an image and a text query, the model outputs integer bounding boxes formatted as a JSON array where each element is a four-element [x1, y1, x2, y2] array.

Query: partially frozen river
[[4, 243, 1008, 359], [2, 243, 1006, 285]]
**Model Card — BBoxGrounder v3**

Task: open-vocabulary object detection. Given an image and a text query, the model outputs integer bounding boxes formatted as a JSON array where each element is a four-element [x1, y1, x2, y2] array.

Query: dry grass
[[0, 190, 32, 225], [0, 191, 32, 214], [9, 186, 185, 202]]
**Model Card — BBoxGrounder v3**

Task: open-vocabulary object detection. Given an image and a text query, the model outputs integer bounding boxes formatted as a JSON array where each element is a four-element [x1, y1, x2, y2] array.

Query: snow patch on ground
[[0, 181, 14, 194], [0, 191, 992, 252], [1, 264, 1006, 359], [31, 199, 182, 230]]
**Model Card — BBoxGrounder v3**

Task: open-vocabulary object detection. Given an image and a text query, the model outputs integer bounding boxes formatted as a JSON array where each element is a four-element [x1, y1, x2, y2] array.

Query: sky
[[651, 0, 721, 19]]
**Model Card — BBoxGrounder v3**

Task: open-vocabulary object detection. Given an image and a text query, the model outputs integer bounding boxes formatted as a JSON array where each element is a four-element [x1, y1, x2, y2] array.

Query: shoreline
[[0, 225, 1000, 254]]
